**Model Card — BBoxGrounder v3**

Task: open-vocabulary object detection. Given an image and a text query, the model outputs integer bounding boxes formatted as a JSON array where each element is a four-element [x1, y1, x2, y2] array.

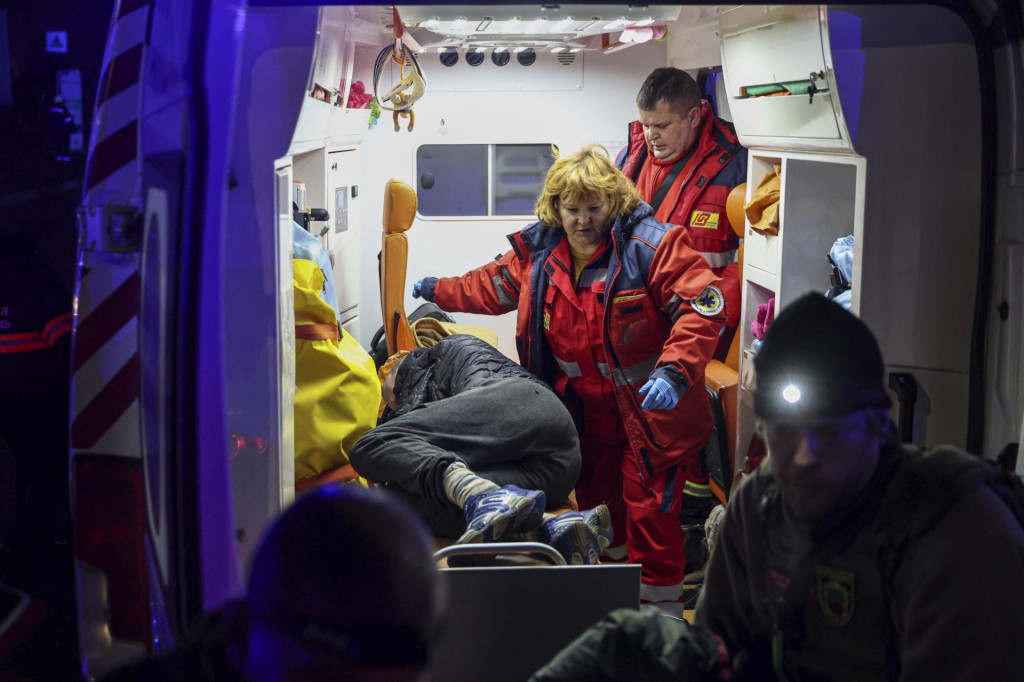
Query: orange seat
[[703, 182, 746, 504], [380, 179, 419, 356], [723, 182, 747, 371]]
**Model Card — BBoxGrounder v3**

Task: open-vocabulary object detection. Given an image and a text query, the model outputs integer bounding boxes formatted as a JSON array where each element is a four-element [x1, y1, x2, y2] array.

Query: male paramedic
[[618, 67, 747, 278], [350, 334, 612, 566], [529, 292, 1024, 681], [617, 66, 748, 557]]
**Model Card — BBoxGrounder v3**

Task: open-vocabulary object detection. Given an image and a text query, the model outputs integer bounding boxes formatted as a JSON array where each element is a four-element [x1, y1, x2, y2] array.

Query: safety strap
[[295, 323, 341, 340], [295, 463, 361, 492], [648, 152, 691, 214]]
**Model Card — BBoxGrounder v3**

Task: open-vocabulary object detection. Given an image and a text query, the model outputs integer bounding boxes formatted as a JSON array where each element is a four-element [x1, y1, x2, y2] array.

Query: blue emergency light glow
[[783, 385, 802, 404]]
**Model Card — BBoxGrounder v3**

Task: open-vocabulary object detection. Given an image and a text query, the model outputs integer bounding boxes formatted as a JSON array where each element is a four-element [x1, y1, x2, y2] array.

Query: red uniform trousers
[[541, 240, 690, 607]]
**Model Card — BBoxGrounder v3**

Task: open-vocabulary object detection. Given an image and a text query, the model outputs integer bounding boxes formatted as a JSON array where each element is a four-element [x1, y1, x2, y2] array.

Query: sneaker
[[457, 485, 546, 544], [582, 504, 613, 552], [537, 506, 612, 565]]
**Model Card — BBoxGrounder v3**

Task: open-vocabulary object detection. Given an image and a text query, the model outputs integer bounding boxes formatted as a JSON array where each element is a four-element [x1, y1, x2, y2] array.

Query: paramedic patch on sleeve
[[690, 210, 720, 229], [691, 285, 725, 317]]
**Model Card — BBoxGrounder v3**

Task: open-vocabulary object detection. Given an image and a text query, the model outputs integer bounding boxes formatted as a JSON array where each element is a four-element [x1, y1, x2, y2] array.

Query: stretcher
[[431, 543, 642, 682]]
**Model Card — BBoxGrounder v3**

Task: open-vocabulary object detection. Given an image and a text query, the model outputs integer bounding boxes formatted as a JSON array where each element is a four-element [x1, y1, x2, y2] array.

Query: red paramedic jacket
[[430, 203, 726, 475], [617, 100, 747, 273]]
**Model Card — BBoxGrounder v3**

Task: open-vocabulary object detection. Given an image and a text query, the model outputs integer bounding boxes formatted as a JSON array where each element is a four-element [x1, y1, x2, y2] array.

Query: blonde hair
[[535, 144, 642, 227]]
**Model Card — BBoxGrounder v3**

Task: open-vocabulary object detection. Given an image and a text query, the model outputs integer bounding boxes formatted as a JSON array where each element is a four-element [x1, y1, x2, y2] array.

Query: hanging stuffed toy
[[391, 92, 415, 132], [373, 39, 427, 133]]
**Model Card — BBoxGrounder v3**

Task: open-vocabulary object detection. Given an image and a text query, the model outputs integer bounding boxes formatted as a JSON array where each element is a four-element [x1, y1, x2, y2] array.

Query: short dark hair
[[636, 67, 703, 117]]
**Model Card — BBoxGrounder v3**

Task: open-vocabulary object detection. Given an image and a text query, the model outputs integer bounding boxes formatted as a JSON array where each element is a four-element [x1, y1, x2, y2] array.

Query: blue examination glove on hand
[[412, 277, 437, 302], [639, 377, 680, 411]]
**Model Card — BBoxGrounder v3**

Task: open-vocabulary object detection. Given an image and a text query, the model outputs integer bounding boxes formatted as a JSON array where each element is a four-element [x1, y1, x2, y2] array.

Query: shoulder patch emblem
[[816, 565, 856, 626], [691, 285, 725, 317]]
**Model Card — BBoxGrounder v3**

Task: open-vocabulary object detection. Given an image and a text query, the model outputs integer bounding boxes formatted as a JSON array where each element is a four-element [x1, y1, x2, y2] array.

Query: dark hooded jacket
[[385, 334, 549, 420]]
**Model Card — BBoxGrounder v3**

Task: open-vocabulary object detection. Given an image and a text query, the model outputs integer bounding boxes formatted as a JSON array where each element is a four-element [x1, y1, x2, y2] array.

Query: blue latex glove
[[639, 377, 680, 411], [412, 277, 436, 301]]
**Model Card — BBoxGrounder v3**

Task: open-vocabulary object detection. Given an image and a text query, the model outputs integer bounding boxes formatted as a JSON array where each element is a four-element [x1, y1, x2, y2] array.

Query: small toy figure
[[373, 41, 426, 134], [391, 92, 415, 132], [368, 96, 381, 127]]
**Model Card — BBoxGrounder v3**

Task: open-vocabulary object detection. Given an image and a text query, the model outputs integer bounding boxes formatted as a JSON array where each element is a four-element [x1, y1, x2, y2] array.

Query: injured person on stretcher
[[349, 334, 612, 565]]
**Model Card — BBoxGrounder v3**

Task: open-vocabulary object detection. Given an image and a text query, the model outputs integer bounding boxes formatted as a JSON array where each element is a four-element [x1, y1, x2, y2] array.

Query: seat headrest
[[383, 179, 418, 234], [726, 183, 747, 239]]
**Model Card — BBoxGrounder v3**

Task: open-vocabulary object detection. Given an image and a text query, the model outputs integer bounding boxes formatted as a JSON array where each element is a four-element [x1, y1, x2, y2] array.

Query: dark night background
[[1, 0, 114, 283], [1, 1, 115, 679]]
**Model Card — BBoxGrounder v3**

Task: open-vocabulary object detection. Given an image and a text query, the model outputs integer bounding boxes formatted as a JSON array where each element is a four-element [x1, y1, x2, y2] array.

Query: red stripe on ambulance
[[115, 0, 149, 21], [84, 120, 138, 194], [97, 43, 143, 106], [73, 270, 140, 372], [71, 353, 140, 449]]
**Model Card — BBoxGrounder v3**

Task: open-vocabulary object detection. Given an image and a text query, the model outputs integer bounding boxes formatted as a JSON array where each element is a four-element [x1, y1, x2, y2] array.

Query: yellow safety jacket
[[293, 258, 380, 485]]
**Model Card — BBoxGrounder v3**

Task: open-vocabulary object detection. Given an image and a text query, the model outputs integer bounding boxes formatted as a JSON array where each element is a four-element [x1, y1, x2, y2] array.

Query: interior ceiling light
[[475, 46, 486, 52], [551, 46, 567, 53], [476, 17, 492, 31], [635, 17, 656, 27], [604, 18, 626, 30], [503, 17, 521, 33], [525, 18, 549, 33], [451, 17, 466, 30], [494, 46, 508, 53], [575, 19, 600, 32], [421, 17, 439, 30], [570, 47, 582, 53], [514, 46, 529, 53], [550, 17, 574, 32]]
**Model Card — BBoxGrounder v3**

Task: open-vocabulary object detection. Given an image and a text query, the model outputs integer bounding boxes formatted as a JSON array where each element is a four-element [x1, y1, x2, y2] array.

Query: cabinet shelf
[[734, 150, 865, 469]]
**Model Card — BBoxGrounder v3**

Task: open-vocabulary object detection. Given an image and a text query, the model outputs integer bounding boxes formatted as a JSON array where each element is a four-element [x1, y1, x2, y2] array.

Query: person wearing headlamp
[[694, 292, 1024, 681]]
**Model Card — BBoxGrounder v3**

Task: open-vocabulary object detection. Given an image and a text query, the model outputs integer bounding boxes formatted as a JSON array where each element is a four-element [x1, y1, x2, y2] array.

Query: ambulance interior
[[68, 1, 1024, 678], [219, 3, 1020, 571]]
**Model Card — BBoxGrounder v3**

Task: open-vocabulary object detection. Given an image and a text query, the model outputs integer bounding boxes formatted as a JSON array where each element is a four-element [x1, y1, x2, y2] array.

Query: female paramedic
[[412, 144, 726, 614]]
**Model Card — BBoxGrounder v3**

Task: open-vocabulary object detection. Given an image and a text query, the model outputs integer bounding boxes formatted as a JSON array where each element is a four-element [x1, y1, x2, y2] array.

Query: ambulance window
[[417, 143, 555, 217]]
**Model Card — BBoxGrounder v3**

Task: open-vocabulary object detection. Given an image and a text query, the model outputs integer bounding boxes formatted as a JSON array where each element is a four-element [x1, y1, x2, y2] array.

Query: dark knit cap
[[753, 292, 892, 419]]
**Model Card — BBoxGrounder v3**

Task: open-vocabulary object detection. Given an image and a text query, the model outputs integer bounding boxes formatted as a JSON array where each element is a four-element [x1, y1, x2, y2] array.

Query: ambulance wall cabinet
[[291, 146, 363, 338], [292, 5, 380, 149], [721, 4, 982, 458], [735, 151, 865, 472], [719, 5, 854, 152]]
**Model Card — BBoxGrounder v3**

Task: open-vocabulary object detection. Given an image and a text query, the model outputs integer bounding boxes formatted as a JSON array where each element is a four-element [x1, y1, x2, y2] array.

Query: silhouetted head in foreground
[[229, 485, 445, 682]]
